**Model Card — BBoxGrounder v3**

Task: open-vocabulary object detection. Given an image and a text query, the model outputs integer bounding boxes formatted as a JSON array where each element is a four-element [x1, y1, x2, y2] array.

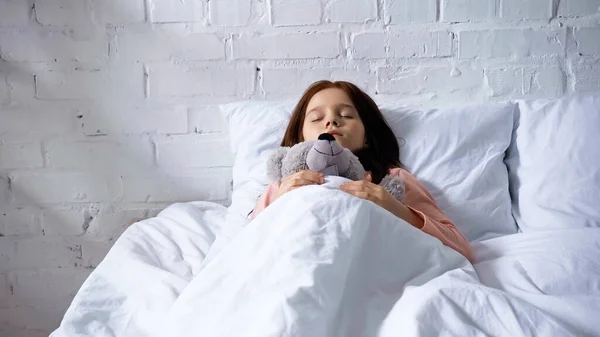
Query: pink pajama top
[[250, 167, 474, 262]]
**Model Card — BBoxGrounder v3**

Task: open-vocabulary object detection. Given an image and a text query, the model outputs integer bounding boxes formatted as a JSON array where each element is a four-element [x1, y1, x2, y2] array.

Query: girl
[[250, 80, 473, 262]]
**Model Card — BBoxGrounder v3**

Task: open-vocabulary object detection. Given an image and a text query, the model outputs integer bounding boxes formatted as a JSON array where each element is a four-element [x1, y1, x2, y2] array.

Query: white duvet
[[51, 179, 600, 337]]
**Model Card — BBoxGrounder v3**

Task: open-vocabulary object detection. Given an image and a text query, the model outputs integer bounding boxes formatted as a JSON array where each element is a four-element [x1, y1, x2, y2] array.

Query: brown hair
[[281, 80, 402, 184]]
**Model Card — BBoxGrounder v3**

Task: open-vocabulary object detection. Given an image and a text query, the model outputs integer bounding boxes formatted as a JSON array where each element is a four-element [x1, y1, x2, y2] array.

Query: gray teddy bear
[[267, 133, 405, 201]]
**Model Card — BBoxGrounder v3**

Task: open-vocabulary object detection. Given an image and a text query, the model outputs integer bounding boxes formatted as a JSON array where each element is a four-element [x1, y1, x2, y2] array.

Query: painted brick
[[486, 67, 524, 98], [188, 106, 228, 134], [261, 68, 316, 95], [35, 67, 144, 100], [0, 0, 30, 26], [45, 139, 155, 173], [0, 30, 109, 63], [441, 0, 496, 22], [270, 0, 321, 26], [500, 0, 553, 20], [0, 108, 77, 140], [558, 0, 600, 16], [328, 0, 377, 23], [261, 67, 373, 96], [150, 0, 204, 23], [0, 304, 66, 330], [42, 208, 90, 236], [574, 27, 600, 55], [82, 105, 188, 136], [0, 176, 9, 205], [11, 269, 90, 301], [93, 0, 146, 24], [233, 33, 340, 59], [10, 238, 82, 269], [0, 238, 14, 269], [11, 173, 121, 204], [377, 65, 484, 94], [459, 28, 566, 59], [113, 32, 225, 61], [2, 71, 35, 104], [35, 0, 93, 28], [384, 0, 437, 23], [0, 272, 7, 300], [350, 33, 386, 59], [0, 327, 51, 337], [149, 64, 254, 97], [573, 65, 600, 91], [523, 67, 565, 96], [81, 240, 113, 267], [389, 31, 453, 58], [209, 0, 252, 26], [0, 208, 42, 236], [121, 174, 232, 202], [0, 75, 9, 103], [156, 135, 233, 169], [484, 66, 564, 97], [0, 142, 43, 169]]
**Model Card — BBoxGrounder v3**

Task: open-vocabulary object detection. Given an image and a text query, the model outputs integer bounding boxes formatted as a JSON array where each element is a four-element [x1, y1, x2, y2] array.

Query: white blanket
[[51, 182, 600, 337]]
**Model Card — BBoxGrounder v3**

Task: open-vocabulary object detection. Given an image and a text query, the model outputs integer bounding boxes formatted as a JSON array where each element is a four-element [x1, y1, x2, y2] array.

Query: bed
[[50, 93, 600, 337]]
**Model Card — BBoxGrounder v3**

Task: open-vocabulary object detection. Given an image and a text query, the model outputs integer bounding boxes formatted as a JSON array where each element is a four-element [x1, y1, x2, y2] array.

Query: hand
[[277, 170, 324, 199], [340, 173, 397, 211], [341, 173, 424, 229]]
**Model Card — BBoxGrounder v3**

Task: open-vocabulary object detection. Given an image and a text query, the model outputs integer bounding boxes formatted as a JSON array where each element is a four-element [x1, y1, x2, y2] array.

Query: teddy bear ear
[[267, 147, 290, 183]]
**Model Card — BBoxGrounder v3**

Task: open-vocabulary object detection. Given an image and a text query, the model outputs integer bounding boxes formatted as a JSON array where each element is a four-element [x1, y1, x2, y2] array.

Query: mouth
[[327, 130, 342, 136]]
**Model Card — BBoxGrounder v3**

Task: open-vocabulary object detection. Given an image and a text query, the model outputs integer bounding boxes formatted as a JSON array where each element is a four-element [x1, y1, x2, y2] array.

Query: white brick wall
[[384, 0, 437, 23], [232, 32, 341, 59], [327, 0, 377, 23], [558, 0, 600, 16], [458, 28, 566, 59], [209, 0, 252, 26], [0, 0, 31, 27], [270, 0, 321, 26], [0, 0, 598, 335], [441, 0, 496, 22]]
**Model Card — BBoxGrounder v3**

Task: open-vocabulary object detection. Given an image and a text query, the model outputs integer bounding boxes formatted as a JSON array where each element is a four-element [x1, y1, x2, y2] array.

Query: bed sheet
[[50, 188, 600, 337]]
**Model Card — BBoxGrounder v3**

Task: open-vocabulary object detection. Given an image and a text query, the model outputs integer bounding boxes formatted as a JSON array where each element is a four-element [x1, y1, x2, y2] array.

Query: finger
[[285, 172, 322, 184], [365, 173, 372, 182], [297, 170, 324, 183], [288, 178, 321, 188], [341, 180, 376, 191], [339, 183, 364, 192], [344, 190, 372, 201]]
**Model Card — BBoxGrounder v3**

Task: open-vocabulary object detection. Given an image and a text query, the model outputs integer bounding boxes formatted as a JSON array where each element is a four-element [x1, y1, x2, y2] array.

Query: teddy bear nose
[[318, 133, 335, 141]]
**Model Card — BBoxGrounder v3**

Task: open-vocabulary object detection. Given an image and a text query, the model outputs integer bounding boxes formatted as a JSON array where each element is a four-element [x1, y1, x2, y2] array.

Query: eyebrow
[[307, 103, 356, 113]]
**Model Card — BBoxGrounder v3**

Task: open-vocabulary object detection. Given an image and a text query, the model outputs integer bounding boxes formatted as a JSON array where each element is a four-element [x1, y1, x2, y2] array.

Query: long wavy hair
[[280, 80, 402, 184]]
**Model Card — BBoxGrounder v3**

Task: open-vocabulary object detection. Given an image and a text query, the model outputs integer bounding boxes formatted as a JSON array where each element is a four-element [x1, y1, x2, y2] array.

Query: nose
[[325, 114, 340, 127], [326, 120, 339, 127]]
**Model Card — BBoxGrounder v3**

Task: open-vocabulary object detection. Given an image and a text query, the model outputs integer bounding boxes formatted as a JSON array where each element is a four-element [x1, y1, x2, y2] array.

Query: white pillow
[[505, 92, 600, 231], [381, 102, 518, 242], [221, 100, 295, 218], [221, 100, 518, 242]]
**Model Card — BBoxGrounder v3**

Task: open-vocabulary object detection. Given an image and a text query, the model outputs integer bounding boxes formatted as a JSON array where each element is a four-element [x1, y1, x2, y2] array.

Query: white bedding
[[51, 181, 600, 337]]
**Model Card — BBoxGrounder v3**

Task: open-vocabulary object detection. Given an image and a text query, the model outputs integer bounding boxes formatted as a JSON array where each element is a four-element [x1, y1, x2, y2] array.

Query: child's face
[[302, 88, 366, 152]]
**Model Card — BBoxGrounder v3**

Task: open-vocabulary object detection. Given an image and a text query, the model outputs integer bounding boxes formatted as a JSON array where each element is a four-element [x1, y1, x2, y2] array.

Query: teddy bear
[[267, 133, 405, 201]]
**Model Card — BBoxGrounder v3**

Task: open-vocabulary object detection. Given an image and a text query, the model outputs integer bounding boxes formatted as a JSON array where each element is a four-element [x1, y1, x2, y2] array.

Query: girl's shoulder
[[387, 166, 410, 177]]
